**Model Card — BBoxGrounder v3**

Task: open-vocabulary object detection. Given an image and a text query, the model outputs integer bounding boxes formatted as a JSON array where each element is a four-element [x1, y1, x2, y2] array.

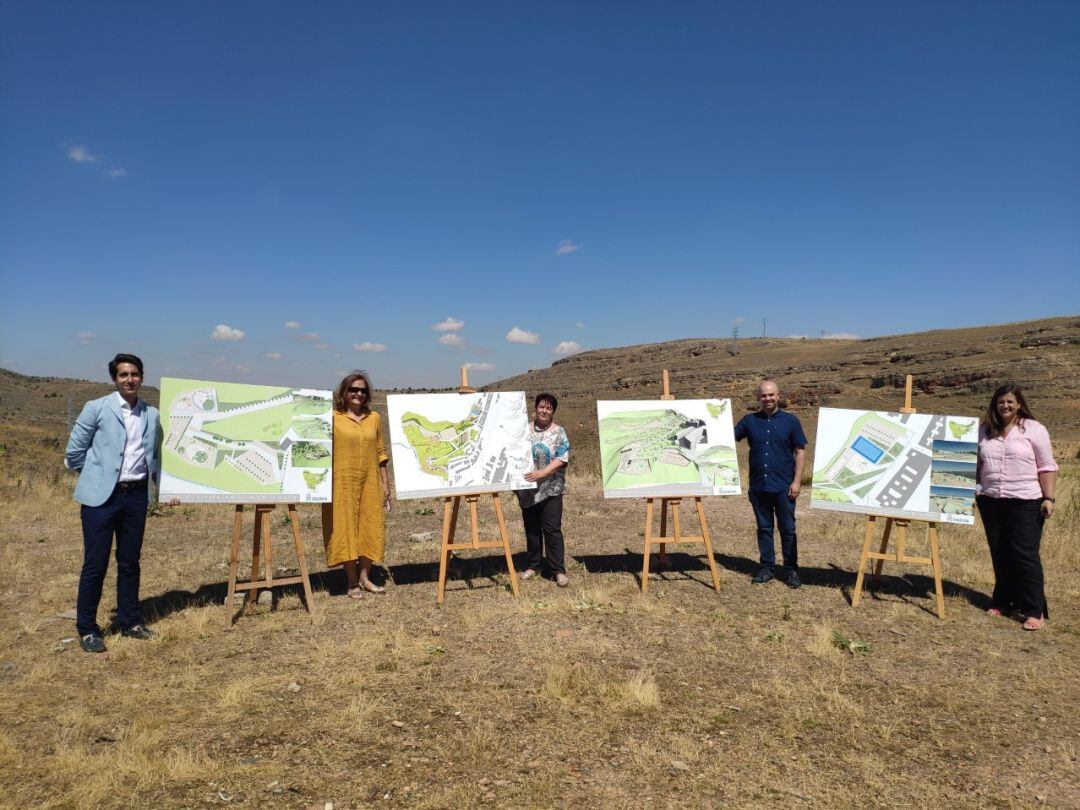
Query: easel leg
[[288, 504, 316, 617], [491, 494, 520, 597], [437, 497, 458, 605], [658, 499, 669, 567], [695, 498, 722, 592], [641, 499, 655, 593], [225, 505, 243, 629], [262, 506, 274, 597], [247, 506, 264, 608], [872, 519, 894, 578], [929, 523, 945, 619], [852, 516, 877, 607]]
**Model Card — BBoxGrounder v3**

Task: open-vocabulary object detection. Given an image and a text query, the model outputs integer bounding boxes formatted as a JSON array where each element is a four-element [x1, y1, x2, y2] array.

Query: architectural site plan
[[159, 378, 333, 503], [597, 399, 741, 499], [386, 392, 536, 499], [811, 408, 978, 524]]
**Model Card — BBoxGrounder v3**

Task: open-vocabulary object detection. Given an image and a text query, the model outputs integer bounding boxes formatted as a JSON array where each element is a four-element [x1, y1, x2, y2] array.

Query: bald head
[[756, 379, 780, 414]]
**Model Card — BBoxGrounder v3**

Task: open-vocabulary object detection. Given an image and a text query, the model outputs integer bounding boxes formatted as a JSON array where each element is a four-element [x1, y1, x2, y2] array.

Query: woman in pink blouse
[[975, 384, 1058, 630]]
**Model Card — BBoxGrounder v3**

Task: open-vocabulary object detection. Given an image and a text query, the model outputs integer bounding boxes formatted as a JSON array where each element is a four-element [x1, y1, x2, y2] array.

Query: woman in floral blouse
[[517, 393, 571, 587]]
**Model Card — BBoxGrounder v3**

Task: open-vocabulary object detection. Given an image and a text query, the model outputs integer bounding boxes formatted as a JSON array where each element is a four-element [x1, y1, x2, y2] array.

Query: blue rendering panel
[[852, 435, 884, 463]]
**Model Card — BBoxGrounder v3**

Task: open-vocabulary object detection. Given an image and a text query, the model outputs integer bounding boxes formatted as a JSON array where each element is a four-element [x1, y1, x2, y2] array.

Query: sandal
[[1022, 615, 1045, 631], [359, 579, 386, 594], [347, 587, 365, 600], [986, 607, 1003, 617]]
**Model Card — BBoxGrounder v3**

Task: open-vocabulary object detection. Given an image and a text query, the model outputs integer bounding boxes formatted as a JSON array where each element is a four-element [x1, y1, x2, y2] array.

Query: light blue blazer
[[65, 394, 162, 507]]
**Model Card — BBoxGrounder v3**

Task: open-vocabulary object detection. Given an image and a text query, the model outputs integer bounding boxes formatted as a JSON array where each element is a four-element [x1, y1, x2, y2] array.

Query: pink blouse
[[977, 419, 1058, 500]]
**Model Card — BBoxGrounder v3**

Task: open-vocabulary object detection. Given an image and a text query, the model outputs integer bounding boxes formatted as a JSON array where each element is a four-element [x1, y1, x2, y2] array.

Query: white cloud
[[506, 326, 540, 345], [314, 343, 329, 351], [75, 331, 97, 345], [298, 332, 319, 341], [553, 340, 583, 357], [824, 332, 860, 340], [575, 321, 586, 329], [463, 362, 495, 372], [106, 167, 126, 178], [284, 320, 301, 329], [431, 316, 465, 331], [438, 333, 466, 348], [67, 145, 100, 164], [354, 342, 387, 352], [264, 352, 283, 360], [556, 239, 582, 255], [733, 316, 745, 325], [210, 324, 246, 342]]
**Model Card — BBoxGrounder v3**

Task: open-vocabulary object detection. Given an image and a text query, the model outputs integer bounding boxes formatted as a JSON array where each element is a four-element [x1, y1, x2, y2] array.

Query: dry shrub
[[611, 670, 661, 711], [541, 661, 594, 704]]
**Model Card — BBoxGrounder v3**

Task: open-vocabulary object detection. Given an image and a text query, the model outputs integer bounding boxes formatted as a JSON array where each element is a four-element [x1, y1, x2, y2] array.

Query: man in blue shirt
[[734, 380, 808, 588]]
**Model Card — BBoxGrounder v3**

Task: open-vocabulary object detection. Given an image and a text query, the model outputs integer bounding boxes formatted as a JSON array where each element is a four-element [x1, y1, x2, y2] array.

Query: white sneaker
[[519, 568, 540, 581], [555, 573, 570, 587]]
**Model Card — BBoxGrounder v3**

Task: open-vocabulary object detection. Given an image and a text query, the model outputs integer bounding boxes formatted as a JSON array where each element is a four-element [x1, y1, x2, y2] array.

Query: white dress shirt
[[116, 392, 149, 482]]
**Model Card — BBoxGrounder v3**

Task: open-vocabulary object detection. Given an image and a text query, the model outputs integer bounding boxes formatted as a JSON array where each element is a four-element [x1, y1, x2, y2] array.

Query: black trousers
[[521, 495, 565, 575], [77, 483, 148, 636], [976, 495, 1048, 619]]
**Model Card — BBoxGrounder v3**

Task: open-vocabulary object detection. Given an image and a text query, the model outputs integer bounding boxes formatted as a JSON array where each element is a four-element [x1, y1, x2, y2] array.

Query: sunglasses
[[348, 386, 369, 395]]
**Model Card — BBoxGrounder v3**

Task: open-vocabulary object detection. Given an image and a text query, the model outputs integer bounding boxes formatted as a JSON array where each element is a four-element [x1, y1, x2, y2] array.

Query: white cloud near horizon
[[354, 342, 387, 352], [264, 352, 283, 360], [553, 340, 583, 357], [67, 145, 100, 163], [210, 324, 245, 342], [506, 326, 540, 344], [575, 321, 586, 329], [556, 239, 582, 255], [463, 362, 495, 372], [786, 332, 861, 340], [285, 320, 301, 329], [431, 316, 465, 331], [298, 332, 319, 341], [75, 331, 97, 345], [733, 316, 746, 325], [438, 333, 466, 348], [314, 343, 329, 350]]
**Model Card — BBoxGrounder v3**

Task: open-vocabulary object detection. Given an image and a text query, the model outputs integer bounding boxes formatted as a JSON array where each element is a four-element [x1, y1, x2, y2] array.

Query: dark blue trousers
[[748, 489, 798, 571], [76, 483, 148, 636], [976, 495, 1048, 619]]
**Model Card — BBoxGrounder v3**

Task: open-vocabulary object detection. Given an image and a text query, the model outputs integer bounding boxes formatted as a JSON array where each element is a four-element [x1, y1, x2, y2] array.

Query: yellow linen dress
[[322, 410, 389, 566]]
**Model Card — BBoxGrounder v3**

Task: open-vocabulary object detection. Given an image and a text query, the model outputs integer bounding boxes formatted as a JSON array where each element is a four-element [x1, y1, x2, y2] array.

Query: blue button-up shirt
[[734, 409, 808, 493]]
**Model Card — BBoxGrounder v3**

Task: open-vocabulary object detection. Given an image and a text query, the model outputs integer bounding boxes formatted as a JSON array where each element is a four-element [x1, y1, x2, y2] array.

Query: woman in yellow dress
[[322, 371, 392, 599]]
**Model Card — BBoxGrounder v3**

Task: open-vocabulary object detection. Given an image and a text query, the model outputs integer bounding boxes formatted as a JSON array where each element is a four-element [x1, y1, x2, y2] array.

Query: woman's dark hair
[[535, 392, 558, 412], [334, 370, 373, 414], [983, 383, 1036, 438], [108, 353, 144, 379]]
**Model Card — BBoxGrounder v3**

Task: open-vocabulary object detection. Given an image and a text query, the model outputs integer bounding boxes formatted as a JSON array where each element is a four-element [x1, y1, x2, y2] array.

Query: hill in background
[[2, 316, 1077, 467]]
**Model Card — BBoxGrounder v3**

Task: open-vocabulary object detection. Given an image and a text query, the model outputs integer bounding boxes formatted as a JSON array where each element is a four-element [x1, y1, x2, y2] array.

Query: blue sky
[[2, 2, 1077, 390]]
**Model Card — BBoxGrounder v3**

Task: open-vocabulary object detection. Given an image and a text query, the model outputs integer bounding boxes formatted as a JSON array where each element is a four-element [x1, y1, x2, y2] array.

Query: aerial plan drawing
[[159, 377, 333, 503], [811, 408, 977, 524], [386, 391, 535, 499], [597, 399, 741, 498]]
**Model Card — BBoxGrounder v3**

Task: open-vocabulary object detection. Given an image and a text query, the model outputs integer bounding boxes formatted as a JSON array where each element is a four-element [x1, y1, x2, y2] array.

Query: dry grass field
[[1, 317, 1078, 808]]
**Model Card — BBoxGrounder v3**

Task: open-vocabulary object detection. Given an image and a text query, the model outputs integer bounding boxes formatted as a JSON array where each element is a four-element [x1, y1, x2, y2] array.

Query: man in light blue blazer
[[65, 353, 162, 652]]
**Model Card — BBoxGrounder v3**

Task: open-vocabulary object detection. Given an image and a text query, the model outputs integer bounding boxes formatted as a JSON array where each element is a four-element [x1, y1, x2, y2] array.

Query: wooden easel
[[850, 374, 946, 618], [434, 366, 522, 604], [225, 503, 316, 627], [640, 370, 723, 593]]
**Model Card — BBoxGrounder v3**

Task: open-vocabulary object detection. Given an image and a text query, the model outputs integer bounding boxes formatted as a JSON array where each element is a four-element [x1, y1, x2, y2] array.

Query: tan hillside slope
[[488, 315, 1080, 469]]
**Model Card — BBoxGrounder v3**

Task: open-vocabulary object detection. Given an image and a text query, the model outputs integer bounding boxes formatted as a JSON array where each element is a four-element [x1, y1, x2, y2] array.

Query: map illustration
[[159, 378, 333, 503], [811, 408, 977, 524], [597, 399, 741, 499], [386, 392, 536, 499]]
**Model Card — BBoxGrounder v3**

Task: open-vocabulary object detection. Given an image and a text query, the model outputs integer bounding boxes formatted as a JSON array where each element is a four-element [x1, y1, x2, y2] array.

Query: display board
[[159, 378, 333, 503], [811, 407, 978, 524], [386, 391, 535, 499], [597, 399, 741, 499]]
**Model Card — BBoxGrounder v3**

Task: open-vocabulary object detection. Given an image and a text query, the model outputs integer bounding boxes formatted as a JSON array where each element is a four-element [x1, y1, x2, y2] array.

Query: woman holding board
[[323, 371, 392, 599], [975, 384, 1057, 630]]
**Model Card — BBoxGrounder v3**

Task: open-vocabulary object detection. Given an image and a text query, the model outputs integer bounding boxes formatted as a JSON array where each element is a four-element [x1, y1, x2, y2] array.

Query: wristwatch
[[1042, 497, 1055, 503]]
